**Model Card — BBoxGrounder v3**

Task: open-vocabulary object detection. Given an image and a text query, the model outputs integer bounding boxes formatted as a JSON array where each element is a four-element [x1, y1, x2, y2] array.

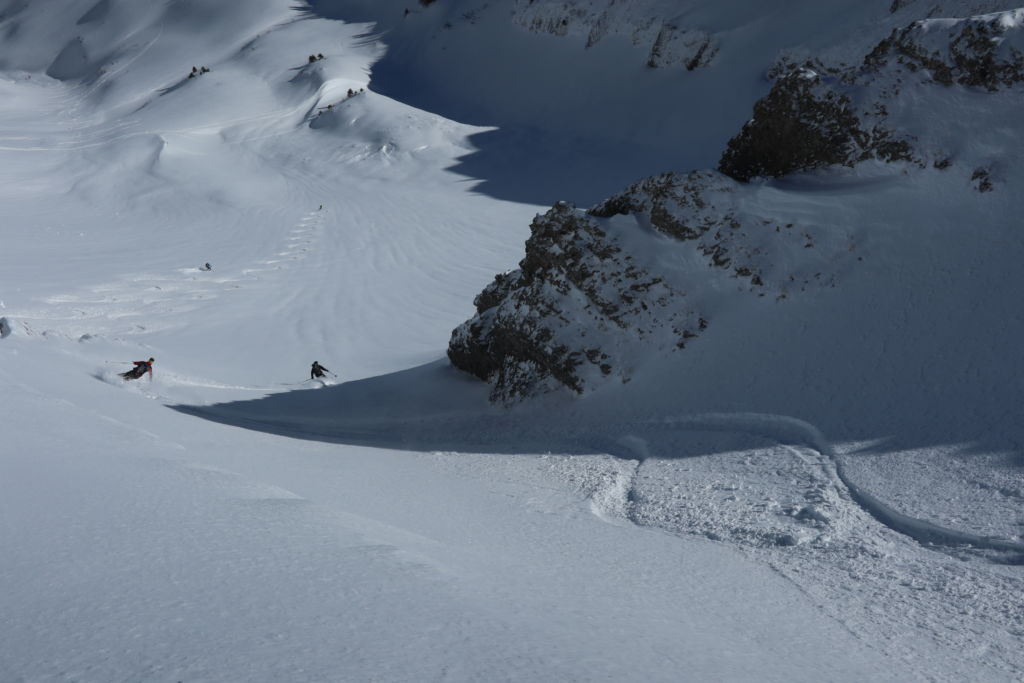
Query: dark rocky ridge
[[448, 201, 695, 403], [718, 69, 914, 182], [510, 1, 719, 72], [720, 10, 1024, 181], [865, 12, 1024, 90], [448, 9, 1024, 402], [449, 171, 854, 402]]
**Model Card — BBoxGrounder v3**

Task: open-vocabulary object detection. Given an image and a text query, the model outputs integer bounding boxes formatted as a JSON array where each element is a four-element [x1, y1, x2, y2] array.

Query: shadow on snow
[[171, 359, 772, 458]]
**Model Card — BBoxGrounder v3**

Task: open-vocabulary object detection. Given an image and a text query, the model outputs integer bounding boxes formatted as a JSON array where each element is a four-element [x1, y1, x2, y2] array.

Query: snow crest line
[[651, 413, 1024, 557]]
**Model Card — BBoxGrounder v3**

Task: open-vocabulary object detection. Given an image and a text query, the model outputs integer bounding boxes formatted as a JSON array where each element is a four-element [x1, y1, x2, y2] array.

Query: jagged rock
[[646, 23, 716, 70], [721, 10, 1024, 181], [718, 68, 914, 182], [590, 171, 847, 295], [450, 7, 1019, 403], [448, 201, 694, 402], [449, 174, 853, 402], [510, 1, 718, 71], [719, 70, 862, 182], [865, 9, 1024, 90]]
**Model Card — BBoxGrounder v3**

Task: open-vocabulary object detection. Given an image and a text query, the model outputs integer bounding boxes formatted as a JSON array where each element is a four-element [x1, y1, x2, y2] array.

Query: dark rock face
[[718, 68, 914, 182], [589, 171, 846, 296], [510, 2, 718, 72], [448, 201, 694, 402], [645, 23, 717, 71], [719, 11, 1024, 182], [449, 173, 852, 402], [865, 12, 1024, 90], [719, 71, 864, 182], [449, 9, 1023, 403]]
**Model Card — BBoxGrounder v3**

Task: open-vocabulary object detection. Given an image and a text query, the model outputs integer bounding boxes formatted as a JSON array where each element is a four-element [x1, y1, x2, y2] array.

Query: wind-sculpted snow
[[0, 0, 296, 113]]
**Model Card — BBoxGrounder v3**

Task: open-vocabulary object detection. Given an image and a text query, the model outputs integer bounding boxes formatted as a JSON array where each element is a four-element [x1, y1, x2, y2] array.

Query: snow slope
[[1, 0, 1022, 681]]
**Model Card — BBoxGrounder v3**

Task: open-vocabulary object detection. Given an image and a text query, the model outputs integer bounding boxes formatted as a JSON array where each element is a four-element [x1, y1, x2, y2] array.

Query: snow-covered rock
[[448, 200, 693, 402], [511, 0, 717, 71], [865, 9, 1024, 90], [718, 67, 915, 182], [722, 9, 1024, 180], [449, 171, 855, 401], [450, 7, 1024, 401]]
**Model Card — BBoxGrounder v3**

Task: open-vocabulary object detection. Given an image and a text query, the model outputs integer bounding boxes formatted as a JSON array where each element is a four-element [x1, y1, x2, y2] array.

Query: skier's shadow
[[172, 360, 603, 455]]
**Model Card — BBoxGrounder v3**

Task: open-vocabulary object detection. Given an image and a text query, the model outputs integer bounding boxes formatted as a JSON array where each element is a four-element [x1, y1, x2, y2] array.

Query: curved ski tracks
[[646, 412, 1024, 558]]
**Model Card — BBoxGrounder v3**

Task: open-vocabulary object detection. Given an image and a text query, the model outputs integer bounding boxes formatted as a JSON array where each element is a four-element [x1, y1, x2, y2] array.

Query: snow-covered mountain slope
[[304, 0, 1024, 203], [451, 8, 1024, 402], [446, 0, 1024, 572], [1, 1, 1023, 681]]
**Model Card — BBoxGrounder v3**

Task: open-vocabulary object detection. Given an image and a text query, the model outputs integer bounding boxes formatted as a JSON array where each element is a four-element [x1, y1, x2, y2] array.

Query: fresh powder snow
[[1, 1, 1022, 681]]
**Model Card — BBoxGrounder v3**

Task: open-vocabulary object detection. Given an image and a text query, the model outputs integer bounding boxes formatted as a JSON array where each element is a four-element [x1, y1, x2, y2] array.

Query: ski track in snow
[[14, 145, 1012, 683], [563, 415, 1024, 680], [635, 413, 1024, 561], [8, 207, 326, 343], [3, 2, 1022, 679]]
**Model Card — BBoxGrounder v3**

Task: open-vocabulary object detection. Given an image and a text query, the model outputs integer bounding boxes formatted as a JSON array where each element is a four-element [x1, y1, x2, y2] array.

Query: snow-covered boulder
[[720, 9, 1024, 181], [448, 172, 855, 402], [448, 200, 693, 402]]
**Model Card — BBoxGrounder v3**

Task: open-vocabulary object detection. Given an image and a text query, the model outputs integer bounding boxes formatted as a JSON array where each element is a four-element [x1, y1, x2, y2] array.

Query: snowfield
[[1, 1, 1022, 681]]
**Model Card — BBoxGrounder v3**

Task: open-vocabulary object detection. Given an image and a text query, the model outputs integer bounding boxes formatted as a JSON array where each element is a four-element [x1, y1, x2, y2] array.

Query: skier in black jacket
[[310, 361, 331, 380], [121, 358, 155, 381]]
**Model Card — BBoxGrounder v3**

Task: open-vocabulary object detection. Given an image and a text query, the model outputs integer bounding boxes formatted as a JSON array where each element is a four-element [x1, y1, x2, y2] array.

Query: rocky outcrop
[[588, 171, 849, 297], [719, 70, 890, 182], [510, 1, 718, 71], [718, 65, 915, 181], [720, 10, 1024, 181], [449, 173, 854, 402], [865, 9, 1024, 90], [448, 201, 695, 402], [450, 8, 1020, 402], [644, 23, 716, 70]]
